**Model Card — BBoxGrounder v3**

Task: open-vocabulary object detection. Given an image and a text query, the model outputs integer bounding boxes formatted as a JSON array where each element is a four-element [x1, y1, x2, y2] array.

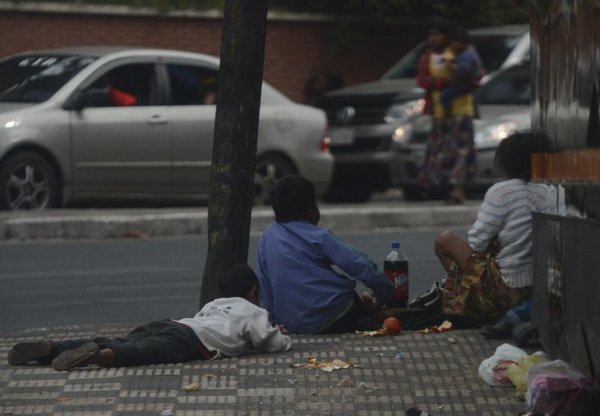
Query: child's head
[[495, 131, 550, 180], [428, 21, 452, 51], [449, 25, 470, 54], [218, 263, 259, 304], [270, 175, 320, 224]]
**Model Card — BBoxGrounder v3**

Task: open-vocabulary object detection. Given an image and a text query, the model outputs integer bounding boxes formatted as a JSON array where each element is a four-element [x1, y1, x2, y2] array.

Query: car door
[[69, 58, 171, 197], [162, 60, 218, 196]]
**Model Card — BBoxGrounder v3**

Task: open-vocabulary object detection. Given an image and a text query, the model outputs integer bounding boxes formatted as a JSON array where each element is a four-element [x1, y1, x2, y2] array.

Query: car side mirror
[[67, 88, 109, 110]]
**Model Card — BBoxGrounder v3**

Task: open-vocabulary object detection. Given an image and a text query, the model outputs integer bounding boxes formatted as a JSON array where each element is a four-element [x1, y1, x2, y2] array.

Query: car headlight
[[384, 99, 425, 123], [475, 121, 517, 144], [391, 122, 413, 144]]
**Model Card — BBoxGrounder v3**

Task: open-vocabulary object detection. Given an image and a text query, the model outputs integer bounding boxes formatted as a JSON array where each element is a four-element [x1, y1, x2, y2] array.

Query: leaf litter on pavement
[[291, 357, 359, 372]]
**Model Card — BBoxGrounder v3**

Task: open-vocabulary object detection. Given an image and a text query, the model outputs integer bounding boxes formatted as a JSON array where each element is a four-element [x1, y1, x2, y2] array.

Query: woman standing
[[416, 24, 479, 203]]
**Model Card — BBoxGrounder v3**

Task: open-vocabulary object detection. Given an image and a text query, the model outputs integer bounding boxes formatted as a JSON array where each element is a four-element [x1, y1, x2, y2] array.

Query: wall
[[530, 0, 600, 378], [0, 3, 425, 102]]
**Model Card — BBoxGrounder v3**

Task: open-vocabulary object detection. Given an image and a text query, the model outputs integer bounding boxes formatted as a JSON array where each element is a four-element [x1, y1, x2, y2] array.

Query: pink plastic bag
[[526, 360, 600, 416]]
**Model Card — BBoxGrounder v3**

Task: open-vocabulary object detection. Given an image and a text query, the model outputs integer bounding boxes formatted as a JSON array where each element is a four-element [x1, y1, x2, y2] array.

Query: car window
[[471, 34, 525, 73], [166, 64, 218, 105], [0, 54, 96, 103], [476, 63, 530, 105], [84, 63, 158, 107]]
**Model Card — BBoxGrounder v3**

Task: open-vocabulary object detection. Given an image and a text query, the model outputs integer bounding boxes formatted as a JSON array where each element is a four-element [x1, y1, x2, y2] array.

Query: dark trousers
[[44, 320, 209, 367], [319, 294, 379, 334]]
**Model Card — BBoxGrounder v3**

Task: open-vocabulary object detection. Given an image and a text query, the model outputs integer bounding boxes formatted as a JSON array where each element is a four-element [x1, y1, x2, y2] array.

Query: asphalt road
[[0, 229, 465, 334]]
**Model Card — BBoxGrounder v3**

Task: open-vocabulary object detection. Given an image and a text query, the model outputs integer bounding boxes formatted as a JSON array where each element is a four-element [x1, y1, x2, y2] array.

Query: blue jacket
[[256, 220, 393, 334]]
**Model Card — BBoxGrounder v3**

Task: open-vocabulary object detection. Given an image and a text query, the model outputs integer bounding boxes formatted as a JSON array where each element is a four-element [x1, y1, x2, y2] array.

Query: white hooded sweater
[[176, 297, 292, 359]]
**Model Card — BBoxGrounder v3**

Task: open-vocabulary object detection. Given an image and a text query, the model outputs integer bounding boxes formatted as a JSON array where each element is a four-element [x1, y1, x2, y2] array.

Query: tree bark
[[200, 0, 269, 307]]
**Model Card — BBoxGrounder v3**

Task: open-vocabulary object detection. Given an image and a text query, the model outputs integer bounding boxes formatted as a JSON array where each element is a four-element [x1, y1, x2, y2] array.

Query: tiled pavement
[[0, 324, 528, 415]]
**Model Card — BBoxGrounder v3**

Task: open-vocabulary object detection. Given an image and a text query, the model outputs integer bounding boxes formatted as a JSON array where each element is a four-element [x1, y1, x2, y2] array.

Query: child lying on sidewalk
[[8, 264, 292, 371]]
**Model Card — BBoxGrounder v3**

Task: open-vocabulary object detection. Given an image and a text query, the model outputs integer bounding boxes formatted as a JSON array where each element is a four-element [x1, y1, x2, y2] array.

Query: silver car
[[0, 47, 333, 210]]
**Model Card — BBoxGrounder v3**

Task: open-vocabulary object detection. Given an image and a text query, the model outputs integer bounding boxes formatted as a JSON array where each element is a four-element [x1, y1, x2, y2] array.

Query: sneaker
[[400, 308, 445, 330], [511, 322, 540, 347], [408, 281, 442, 311], [51, 342, 99, 371], [480, 319, 513, 339], [7, 341, 52, 365]]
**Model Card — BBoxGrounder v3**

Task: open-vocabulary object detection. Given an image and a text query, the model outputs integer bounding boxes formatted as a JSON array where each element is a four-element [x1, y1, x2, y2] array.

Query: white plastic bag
[[478, 343, 527, 386]]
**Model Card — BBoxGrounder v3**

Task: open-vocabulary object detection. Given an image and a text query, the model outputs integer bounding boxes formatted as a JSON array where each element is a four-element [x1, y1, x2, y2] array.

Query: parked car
[[0, 47, 333, 210], [393, 61, 532, 200], [316, 24, 529, 202]]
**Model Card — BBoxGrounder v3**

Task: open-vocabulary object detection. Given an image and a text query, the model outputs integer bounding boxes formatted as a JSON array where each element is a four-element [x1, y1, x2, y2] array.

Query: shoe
[[51, 342, 99, 371], [401, 308, 445, 330], [7, 341, 52, 365], [512, 322, 540, 347], [480, 319, 513, 339], [408, 282, 442, 311]]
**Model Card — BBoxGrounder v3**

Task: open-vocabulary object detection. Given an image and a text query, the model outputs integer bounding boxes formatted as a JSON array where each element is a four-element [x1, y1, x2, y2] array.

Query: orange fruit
[[383, 317, 402, 335]]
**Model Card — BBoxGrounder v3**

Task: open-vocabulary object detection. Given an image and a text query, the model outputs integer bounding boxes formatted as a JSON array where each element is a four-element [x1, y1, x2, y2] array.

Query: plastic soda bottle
[[384, 241, 409, 308]]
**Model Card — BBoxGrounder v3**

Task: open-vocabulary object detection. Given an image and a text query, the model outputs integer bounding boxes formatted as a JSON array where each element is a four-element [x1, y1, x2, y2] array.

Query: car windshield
[[476, 63, 530, 105], [0, 54, 96, 103], [383, 33, 524, 80]]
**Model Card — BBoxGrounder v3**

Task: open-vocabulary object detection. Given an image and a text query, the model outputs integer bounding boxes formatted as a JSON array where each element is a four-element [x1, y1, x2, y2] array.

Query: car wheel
[[0, 151, 61, 210], [254, 154, 296, 205]]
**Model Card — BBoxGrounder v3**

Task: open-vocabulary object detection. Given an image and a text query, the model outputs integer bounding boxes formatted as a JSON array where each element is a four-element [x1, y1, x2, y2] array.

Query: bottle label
[[385, 270, 408, 296]]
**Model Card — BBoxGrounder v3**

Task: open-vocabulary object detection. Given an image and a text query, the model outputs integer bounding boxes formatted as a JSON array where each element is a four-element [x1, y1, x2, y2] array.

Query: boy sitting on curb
[[8, 264, 291, 371], [257, 175, 396, 334]]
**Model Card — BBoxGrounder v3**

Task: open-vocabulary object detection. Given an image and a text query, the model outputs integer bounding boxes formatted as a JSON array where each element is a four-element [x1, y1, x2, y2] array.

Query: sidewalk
[[0, 198, 519, 416], [0, 199, 480, 241], [0, 324, 527, 415]]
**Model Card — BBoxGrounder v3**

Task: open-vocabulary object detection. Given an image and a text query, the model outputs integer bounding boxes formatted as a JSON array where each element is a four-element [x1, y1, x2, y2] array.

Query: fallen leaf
[[358, 381, 377, 391], [420, 320, 453, 334], [56, 396, 72, 402], [321, 364, 335, 372], [291, 357, 359, 372], [438, 320, 453, 331], [337, 376, 353, 386], [355, 328, 387, 337], [447, 337, 457, 344], [182, 383, 200, 392]]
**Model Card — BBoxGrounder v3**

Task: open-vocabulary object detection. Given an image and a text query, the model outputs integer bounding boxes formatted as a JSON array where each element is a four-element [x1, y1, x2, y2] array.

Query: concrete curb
[[0, 204, 479, 241]]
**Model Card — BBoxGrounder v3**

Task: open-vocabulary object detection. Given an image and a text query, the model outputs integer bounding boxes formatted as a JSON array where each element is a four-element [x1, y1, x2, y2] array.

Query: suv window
[[477, 63, 530, 105], [383, 43, 427, 80], [166, 64, 218, 105], [0, 54, 96, 103], [383, 32, 526, 80]]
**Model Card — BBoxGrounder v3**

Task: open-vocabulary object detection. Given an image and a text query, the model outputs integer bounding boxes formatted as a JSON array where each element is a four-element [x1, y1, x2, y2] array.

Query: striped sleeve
[[468, 184, 507, 252]]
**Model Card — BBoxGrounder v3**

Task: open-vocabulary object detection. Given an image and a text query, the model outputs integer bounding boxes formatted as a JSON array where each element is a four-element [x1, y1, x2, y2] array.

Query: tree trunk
[[199, 0, 269, 307]]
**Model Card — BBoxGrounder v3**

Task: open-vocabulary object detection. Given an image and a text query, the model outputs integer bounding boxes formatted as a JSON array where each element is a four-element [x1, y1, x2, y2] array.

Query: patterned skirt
[[442, 251, 531, 324], [420, 115, 477, 187]]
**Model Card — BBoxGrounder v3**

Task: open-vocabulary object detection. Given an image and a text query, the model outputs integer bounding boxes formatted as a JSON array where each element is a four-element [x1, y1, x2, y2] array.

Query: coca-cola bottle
[[384, 241, 409, 308]]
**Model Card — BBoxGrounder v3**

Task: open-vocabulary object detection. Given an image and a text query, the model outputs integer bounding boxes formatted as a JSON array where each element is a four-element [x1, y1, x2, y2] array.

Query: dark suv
[[316, 25, 529, 202]]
